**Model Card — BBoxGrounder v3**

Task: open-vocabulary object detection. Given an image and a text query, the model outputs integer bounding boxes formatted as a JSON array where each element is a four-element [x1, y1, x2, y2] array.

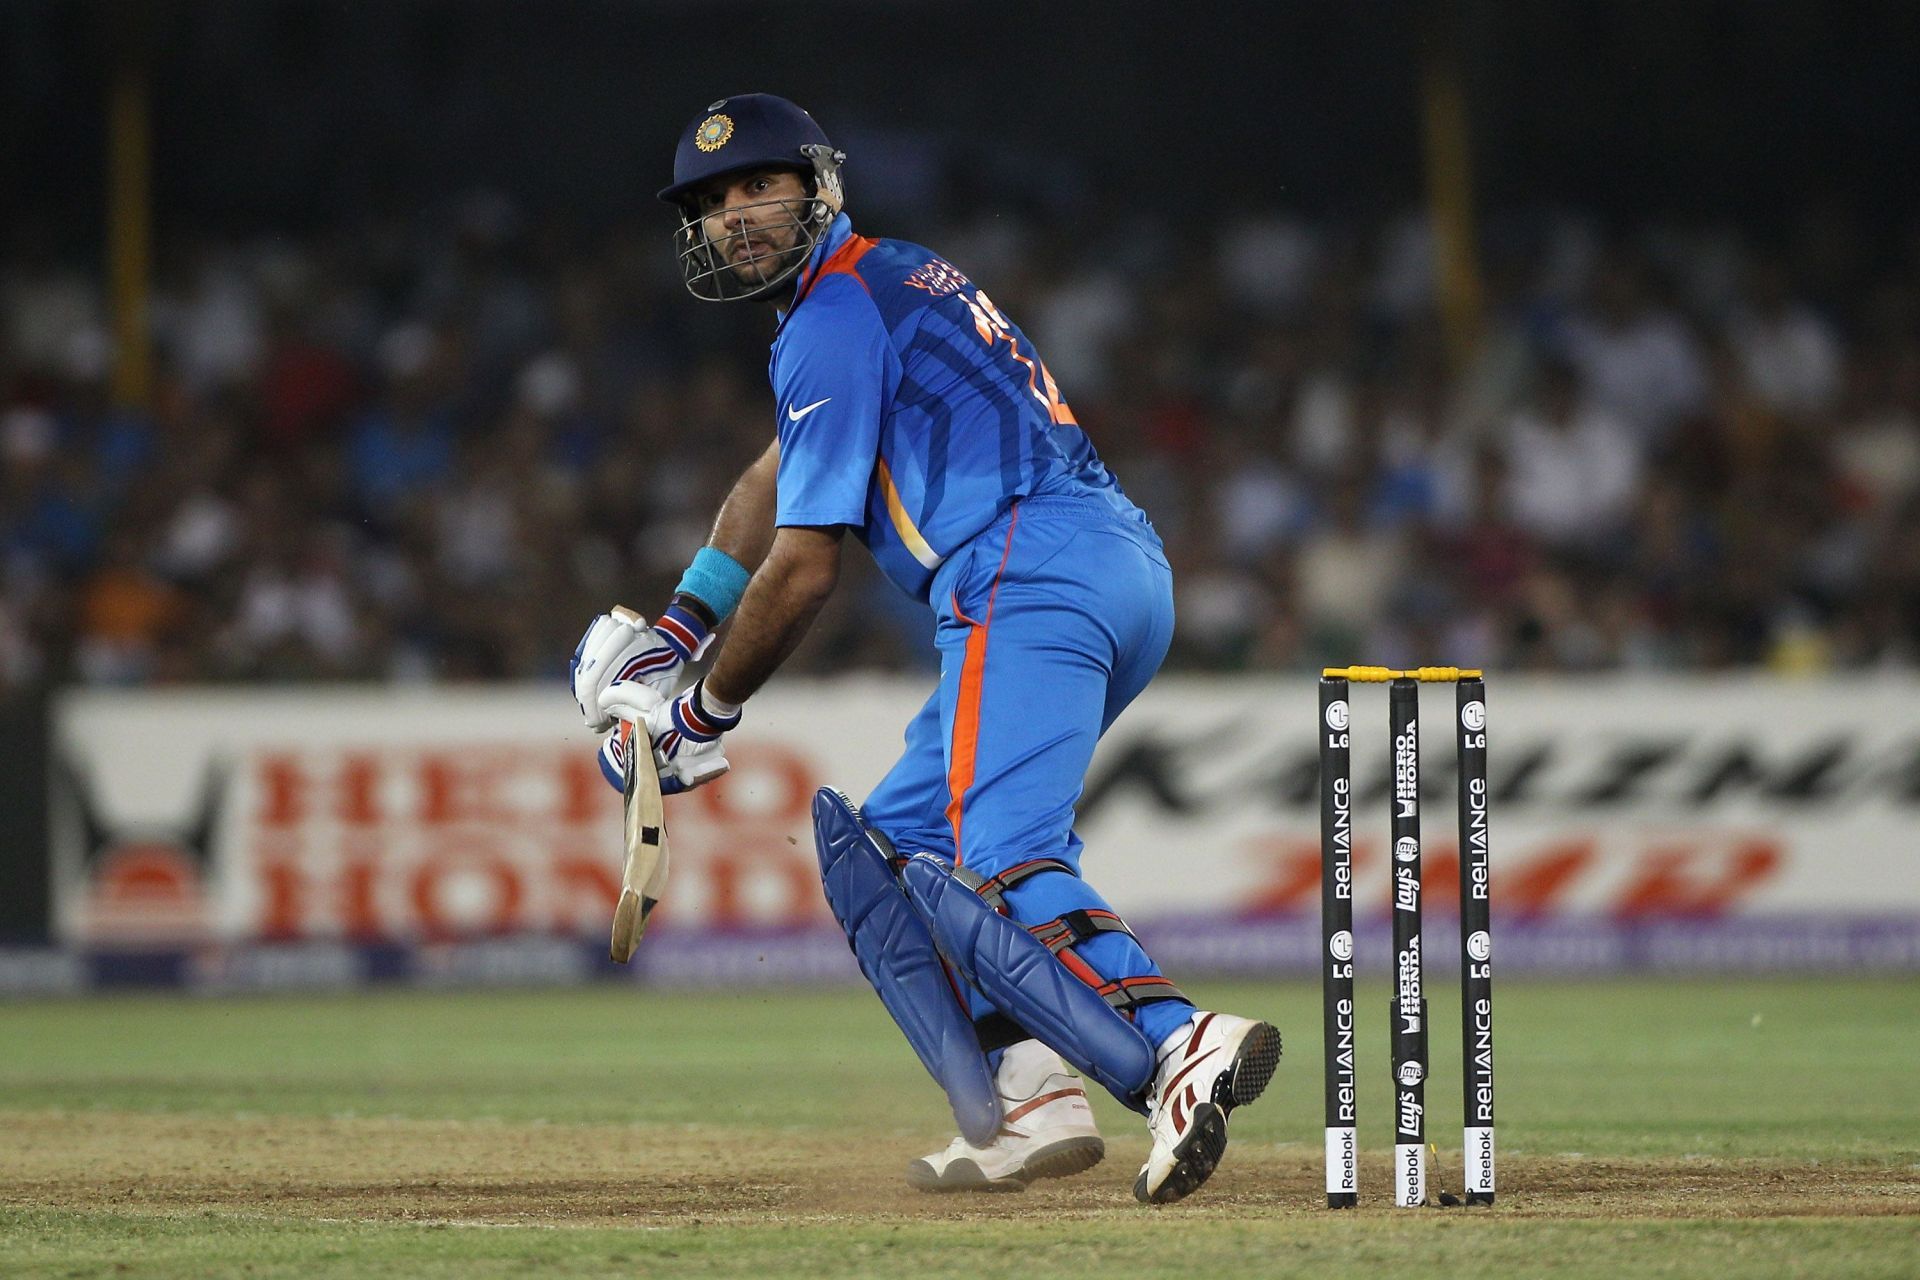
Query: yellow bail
[[1321, 665, 1484, 683]]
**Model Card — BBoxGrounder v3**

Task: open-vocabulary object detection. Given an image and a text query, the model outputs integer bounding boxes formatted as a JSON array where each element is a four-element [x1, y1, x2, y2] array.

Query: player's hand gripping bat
[[608, 605, 669, 963]]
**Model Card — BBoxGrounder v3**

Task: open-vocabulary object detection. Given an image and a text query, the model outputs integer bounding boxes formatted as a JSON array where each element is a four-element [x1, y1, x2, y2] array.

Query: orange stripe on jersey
[[944, 504, 1022, 866], [875, 456, 942, 569], [794, 233, 878, 306]]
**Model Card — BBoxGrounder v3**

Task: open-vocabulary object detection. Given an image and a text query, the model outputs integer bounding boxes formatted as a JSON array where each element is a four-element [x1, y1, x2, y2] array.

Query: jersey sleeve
[[772, 284, 897, 529]]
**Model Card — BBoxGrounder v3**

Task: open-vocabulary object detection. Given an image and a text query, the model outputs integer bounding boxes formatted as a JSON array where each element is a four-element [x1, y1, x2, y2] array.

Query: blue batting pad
[[899, 853, 1155, 1112], [813, 788, 1000, 1147]]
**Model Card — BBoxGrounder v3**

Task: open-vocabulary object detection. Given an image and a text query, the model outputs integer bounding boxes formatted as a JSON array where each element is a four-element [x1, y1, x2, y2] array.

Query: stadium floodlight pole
[[1318, 674, 1358, 1208], [1388, 676, 1427, 1208], [107, 7, 155, 412], [1456, 676, 1495, 1205]]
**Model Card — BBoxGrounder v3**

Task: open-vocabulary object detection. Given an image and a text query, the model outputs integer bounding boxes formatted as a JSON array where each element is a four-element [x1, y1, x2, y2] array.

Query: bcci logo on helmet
[[694, 114, 735, 153]]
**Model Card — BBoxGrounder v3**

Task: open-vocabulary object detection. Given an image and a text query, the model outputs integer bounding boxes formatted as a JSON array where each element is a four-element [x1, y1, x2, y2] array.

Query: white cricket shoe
[[907, 1039, 1105, 1192], [1134, 1010, 1282, 1204]]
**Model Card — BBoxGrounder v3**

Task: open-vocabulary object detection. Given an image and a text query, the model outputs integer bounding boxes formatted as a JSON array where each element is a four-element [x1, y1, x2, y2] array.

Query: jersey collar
[[776, 213, 855, 328]]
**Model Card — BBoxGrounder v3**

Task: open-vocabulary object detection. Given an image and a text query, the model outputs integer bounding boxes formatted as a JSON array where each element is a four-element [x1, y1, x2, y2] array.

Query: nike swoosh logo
[[787, 396, 832, 422]]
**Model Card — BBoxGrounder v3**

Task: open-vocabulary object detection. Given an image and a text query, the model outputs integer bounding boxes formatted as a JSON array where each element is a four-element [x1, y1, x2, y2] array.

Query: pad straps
[[954, 859, 1075, 913], [1092, 974, 1188, 1014], [1028, 910, 1189, 1013], [958, 862, 1189, 1018], [1028, 907, 1132, 954]]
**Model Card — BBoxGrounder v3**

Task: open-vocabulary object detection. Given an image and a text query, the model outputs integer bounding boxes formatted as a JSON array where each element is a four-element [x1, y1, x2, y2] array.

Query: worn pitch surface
[[2, 980, 1916, 1277]]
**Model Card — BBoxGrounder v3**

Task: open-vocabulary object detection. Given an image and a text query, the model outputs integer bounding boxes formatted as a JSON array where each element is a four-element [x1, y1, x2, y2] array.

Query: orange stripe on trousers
[[944, 504, 1021, 866]]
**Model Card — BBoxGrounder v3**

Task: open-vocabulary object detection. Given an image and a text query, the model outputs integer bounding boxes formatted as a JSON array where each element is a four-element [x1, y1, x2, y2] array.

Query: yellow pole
[[106, 55, 153, 410], [1420, 53, 1484, 376]]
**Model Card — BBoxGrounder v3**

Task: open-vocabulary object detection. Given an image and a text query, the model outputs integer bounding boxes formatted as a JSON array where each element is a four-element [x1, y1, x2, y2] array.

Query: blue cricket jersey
[[770, 214, 1151, 601]]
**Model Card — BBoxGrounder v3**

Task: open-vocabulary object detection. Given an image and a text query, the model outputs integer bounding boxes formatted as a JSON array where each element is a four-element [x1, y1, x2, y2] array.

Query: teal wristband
[[675, 546, 751, 622]]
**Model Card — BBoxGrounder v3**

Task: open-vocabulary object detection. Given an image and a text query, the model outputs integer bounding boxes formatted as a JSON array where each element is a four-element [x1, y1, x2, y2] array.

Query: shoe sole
[[1021, 1135, 1106, 1183], [907, 1135, 1105, 1193], [1135, 1021, 1282, 1205]]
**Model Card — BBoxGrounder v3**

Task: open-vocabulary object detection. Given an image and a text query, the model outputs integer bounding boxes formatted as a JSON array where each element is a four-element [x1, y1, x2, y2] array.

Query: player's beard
[[678, 195, 824, 302], [723, 233, 807, 290], [707, 204, 809, 290], [721, 237, 806, 289]]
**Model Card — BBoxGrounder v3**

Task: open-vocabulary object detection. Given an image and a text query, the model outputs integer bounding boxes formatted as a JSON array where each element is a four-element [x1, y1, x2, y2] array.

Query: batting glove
[[598, 678, 741, 796], [569, 603, 712, 732]]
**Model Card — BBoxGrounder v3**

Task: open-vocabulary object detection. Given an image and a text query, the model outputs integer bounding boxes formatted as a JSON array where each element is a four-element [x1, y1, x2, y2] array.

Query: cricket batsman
[[570, 94, 1280, 1204]]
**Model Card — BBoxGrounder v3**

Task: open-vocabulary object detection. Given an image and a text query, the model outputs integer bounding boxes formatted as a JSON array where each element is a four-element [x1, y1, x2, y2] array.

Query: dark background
[[3, 0, 1918, 702], [6, 1, 1917, 237]]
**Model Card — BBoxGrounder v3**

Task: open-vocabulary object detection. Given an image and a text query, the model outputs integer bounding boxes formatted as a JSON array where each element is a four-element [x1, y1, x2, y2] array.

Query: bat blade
[[611, 718, 668, 963]]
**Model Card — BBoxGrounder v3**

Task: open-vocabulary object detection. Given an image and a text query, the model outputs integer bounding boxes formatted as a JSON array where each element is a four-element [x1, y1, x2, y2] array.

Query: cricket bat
[[609, 606, 669, 963]]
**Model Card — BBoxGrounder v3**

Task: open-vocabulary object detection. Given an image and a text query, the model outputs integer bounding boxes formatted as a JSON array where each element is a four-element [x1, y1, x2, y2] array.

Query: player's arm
[[702, 524, 843, 706], [624, 291, 892, 752], [570, 442, 776, 735], [595, 518, 843, 795], [594, 286, 895, 791], [705, 440, 781, 579]]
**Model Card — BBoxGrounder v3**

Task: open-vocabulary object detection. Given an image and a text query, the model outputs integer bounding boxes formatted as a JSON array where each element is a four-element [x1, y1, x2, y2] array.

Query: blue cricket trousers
[[861, 496, 1195, 1052]]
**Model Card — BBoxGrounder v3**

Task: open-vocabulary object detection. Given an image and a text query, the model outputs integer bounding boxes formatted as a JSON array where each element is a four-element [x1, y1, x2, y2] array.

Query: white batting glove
[[599, 679, 740, 796], [569, 604, 713, 732]]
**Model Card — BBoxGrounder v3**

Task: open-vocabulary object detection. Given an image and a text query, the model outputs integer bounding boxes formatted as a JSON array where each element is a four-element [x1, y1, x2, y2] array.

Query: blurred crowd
[[3, 190, 1918, 692]]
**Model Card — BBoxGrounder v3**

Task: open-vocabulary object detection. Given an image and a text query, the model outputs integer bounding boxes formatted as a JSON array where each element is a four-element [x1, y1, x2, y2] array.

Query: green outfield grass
[[9, 1209, 1920, 1280], [3, 977, 1917, 1278]]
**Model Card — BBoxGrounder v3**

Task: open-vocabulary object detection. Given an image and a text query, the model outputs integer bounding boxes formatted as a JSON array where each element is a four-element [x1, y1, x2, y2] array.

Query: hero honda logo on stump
[[1317, 665, 1497, 1209]]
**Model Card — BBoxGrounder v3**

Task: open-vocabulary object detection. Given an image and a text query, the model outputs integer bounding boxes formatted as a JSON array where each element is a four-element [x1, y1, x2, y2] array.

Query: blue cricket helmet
[[659, 93, 849, 303], [658, 93, 839, 204]]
